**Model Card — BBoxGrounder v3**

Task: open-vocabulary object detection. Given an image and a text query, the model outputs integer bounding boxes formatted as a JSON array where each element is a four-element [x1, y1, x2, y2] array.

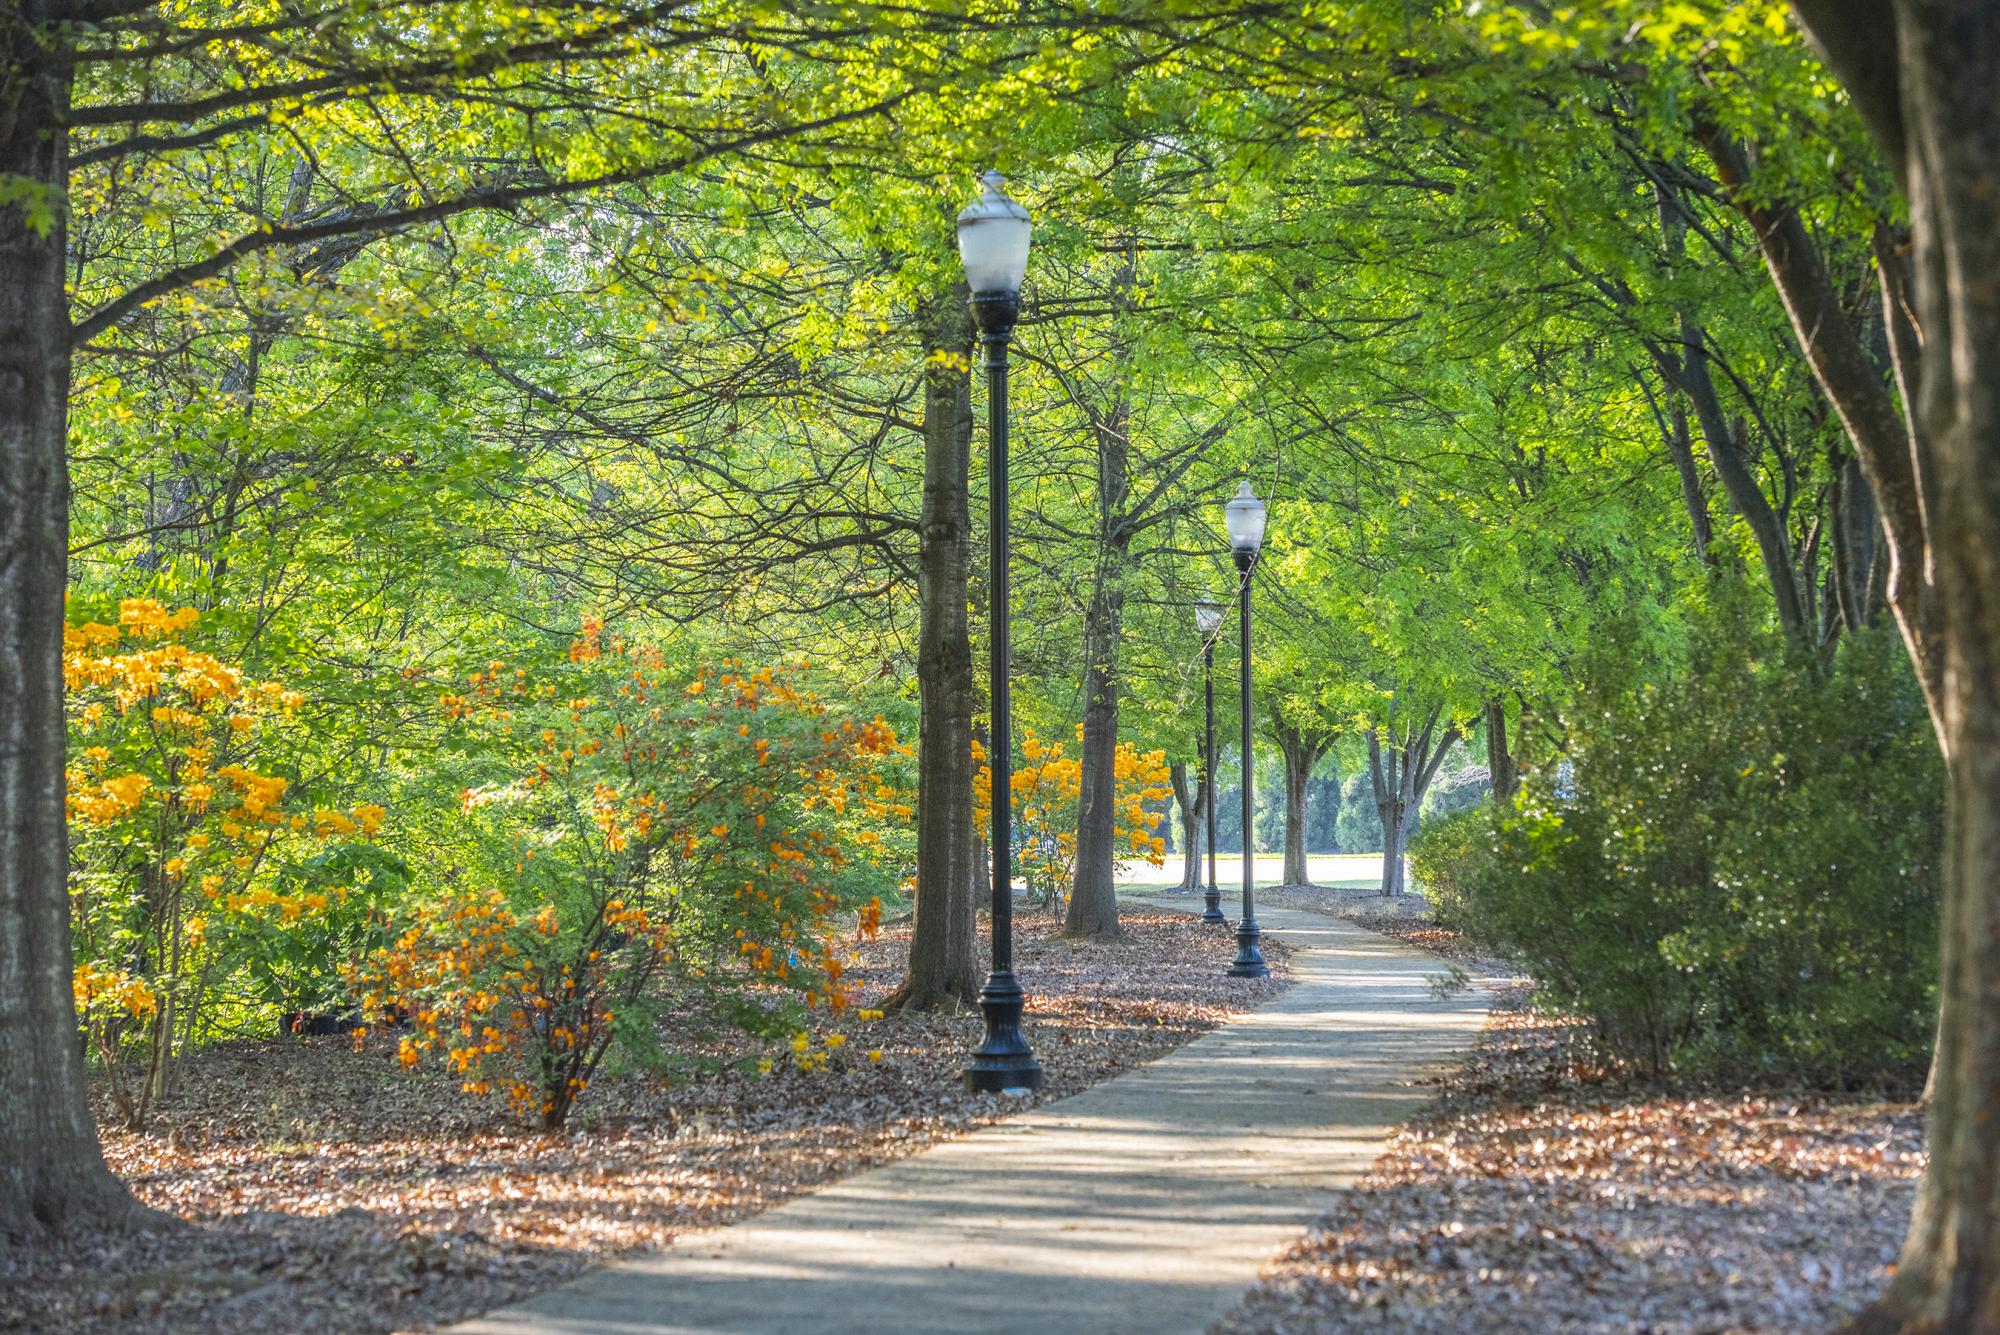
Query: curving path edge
[[452, 897, 1492, 1335]]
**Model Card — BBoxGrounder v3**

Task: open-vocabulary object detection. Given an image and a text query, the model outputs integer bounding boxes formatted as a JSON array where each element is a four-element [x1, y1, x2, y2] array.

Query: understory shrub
[[353, 622, 909, 1128], [65, 599, 393, 1128], [1407, 804, 1487, 935], [1409, 618, 1941, 1087]]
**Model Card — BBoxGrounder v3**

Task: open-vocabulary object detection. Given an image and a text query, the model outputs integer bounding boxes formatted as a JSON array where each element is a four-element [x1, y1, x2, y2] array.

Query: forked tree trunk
[[888, 293, 980, 1011], [1367, 711, 1461, 898], [0, 17, 153, 1240], [1692, 113, 1945, 725], [1278, 729, 1329, 888], [1064, 392, 1130, 940], [1785, 6, 2000, 1329], [1282, 752, 1311, 887], [1368, 732, 1407, 897]]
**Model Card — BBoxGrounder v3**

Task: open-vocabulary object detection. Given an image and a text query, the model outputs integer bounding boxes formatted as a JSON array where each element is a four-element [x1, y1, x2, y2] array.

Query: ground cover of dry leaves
[[6, 912, 1287, 1335], [1226, 981, 1925, 1334]]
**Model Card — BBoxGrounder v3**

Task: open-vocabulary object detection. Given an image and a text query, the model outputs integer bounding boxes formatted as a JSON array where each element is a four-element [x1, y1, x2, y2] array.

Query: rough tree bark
[[1781, 6, 2000, 1329], [0, 10, 156, 1240], [887, 293, 981, 1011], [1485, 698, 1519, 807], [1272, 718, 1333, 888], [1169, 761, 1205, 895], [1063, 389, 1131, 941], [1366, 732, 1409, 897]]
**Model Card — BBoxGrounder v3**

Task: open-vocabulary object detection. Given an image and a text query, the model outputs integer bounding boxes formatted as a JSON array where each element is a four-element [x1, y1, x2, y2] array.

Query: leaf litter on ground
[[3, 911, 1287, 1335], [1222, 974, 1923, 1335]]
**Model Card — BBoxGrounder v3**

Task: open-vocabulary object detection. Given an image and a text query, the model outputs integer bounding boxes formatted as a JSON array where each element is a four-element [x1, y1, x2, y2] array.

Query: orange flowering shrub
[[64, 598, 389, 1127], [354, 620, 910, 1129], [352, 890, 673, 1128], [974, 726, 1172, 907]]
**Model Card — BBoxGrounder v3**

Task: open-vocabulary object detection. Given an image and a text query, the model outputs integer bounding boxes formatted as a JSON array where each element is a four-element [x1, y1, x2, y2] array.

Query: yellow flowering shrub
[[70, 963, 160, 1129], [65, 598, 388, 1127], [974, 726, 1172, 906]]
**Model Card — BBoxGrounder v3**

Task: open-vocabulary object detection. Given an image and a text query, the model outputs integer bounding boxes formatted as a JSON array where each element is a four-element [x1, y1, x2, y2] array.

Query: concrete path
[[454, 897, 1491, 1335]]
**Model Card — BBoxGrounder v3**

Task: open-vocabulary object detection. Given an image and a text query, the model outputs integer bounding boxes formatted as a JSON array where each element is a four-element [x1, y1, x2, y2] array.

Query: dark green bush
[[1407, 804, 1488, 935], [1410, 617, 1941, 1087]]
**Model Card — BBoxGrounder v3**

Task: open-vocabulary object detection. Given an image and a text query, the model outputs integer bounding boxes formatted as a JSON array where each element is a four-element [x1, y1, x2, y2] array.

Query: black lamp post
[[1194, 598, 1226, 926], [1224, 482, 1269, 978], [958, 170, 1044, 1094]]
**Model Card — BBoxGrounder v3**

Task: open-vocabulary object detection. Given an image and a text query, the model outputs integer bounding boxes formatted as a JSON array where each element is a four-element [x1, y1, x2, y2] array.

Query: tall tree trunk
[[1278, 729, 1327, 888], [1783, 6, 2000, 1330], [1170, 761, 1203, 894], [1693, 111, 1945, 730], [1282, 747, 1310, 887], [1382, 796, 1417, 898], [1367, 731, 1404, 896], [888, 294, 980, 1011], [1064, 397, 1130, 940], [1382, 748, 1417, 898], [1829, 452, 1885, 634], [0, 15, 152, 1240], [1378, 813, 1409, 896], [1486, 698, 1519, 806]]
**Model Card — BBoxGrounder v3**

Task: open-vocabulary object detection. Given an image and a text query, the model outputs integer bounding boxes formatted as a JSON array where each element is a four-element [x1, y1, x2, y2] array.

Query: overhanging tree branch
[[69, 93, 915, 347]]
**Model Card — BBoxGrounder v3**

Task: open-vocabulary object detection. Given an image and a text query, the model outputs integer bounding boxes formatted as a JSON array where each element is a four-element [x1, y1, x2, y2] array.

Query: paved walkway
[[454, 897, 1491, 1335]]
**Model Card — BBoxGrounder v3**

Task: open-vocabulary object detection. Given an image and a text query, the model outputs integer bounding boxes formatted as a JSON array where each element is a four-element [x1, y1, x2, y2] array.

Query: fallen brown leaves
[[4, 911, 1287, 1335], [1225, 985, 1923, 1334], [1342, 915, 1487, 966]]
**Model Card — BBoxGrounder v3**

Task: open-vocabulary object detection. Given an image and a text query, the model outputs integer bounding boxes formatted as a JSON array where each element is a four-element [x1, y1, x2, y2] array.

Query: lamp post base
[[1226, 917, 1269, 977], [963, 969, 1045, 1093], [1200, 888, 1226, 925]]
